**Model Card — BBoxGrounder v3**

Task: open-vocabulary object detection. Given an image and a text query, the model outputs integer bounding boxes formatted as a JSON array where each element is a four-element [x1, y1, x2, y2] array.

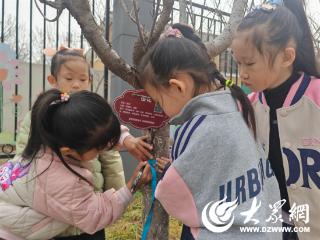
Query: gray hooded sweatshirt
[[155, 91, 282, 240]]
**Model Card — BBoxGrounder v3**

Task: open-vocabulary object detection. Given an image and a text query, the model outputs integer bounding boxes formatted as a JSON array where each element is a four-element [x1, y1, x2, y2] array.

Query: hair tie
[[43, 45, 84, 57], [225, 79, 235, 88], [255, 0, 284, 12], [50, 92, 70, 105], [266, 0, 284, 6], [60, 92, 70, 102], [160, 26, 183, 39]]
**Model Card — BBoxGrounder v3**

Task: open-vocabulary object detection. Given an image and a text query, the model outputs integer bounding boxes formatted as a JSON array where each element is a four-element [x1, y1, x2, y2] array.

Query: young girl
[[231, 0, 320, 239], [14, 48, 152, 239], [138, 28, 281, 239], [0, 89, 150, 240]]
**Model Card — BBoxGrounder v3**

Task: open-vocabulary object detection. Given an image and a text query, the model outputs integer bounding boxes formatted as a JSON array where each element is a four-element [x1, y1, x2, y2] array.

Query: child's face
[[49, 59, 91, 93], [231, 31, 288, 92], [144, 73, 195, 118]]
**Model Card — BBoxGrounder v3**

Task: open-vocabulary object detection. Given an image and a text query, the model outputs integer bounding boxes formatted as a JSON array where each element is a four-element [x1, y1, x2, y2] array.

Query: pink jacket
[[0, 149, 132, 240], [249, 73, 320, 240]]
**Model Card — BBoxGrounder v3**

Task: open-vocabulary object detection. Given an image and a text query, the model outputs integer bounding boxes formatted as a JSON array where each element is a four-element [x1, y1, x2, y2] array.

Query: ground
[[106, 191, 182, 239]]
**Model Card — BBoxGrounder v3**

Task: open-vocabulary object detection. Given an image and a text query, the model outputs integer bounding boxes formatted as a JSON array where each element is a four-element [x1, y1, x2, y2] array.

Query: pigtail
[[171, 24, 257, 137], [212, 73, 257, 139], [23, 89, 92, 185], [283, 0, 320, 77]]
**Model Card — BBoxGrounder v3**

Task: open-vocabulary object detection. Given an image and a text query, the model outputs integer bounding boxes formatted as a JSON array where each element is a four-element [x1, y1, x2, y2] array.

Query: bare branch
[[206, 0, 248, 57], [43, 0, 138, 86], [179, 0, 188, 24], [186, 1, 195, 29], [132, 0, 174, 66], [146, 0, 174, 49], [119, 0, 137, 23], [146, 0, 161, 49], [133, 0, 147, 48], [35, 0, 65, 22], [39, 0, 64, 9]]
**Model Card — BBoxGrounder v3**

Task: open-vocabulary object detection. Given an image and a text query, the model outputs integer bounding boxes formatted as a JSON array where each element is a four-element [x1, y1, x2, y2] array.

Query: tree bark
[[179, 0, 188, 24], [205, 0, 248, 57], [142, 126, 170, 239], [133, 0, 174, 66], [62, 0, 138, 85]]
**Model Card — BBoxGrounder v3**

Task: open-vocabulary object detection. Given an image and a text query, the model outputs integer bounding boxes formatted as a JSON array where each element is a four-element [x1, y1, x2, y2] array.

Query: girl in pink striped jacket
[[0, 89, 150, 240]]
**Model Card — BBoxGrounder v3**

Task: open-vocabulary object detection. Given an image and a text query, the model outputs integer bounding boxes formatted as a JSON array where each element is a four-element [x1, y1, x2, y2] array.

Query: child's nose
[[72, 81, 80, 89], [239, 69, 249, 80]]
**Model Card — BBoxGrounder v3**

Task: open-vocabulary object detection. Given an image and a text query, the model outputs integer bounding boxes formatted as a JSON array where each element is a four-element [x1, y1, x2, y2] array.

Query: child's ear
[[282, 47, 296, 68], [60, 147, 79, 158], [168, 78, 187, 95], [47, 75, 58, 87]]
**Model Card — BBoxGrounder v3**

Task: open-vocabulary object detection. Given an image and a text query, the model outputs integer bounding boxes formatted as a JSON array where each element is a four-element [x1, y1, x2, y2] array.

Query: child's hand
[[156, 157, 172, 173], [123, 135, 153, 162], [127, 162, 151, 193]]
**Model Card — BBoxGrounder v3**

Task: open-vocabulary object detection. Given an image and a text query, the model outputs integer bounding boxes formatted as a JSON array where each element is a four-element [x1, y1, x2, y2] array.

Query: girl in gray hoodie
[[138, 27, 282, 240]]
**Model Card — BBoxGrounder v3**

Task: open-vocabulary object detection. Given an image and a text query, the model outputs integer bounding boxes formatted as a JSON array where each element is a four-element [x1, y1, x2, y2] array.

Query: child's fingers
[[141, 165, 151, 184], [138, 144, 153, 159], [138, 138, 153, 150], [139, 135, 148, 140], [156, 158, 166, 170], [157, 157, 172, 164]]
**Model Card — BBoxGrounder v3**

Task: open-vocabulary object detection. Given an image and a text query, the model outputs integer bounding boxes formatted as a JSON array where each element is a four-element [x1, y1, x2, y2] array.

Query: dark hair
[[138, 26, 256, 137], [237, 0, 320, 77], [23, 89, 121, 183], [50, 49, 91, 79]]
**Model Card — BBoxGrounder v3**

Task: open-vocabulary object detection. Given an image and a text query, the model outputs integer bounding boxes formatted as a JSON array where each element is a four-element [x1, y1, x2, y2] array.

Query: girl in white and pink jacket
[[231, 1, 320, 239], [0, 89, 150, 240]]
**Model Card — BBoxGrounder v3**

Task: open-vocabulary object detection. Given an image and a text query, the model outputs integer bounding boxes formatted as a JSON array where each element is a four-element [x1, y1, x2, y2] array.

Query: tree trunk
[[142, 126, 170, 239], [179, 0, 188, 24], [206, 0, 248, 57]]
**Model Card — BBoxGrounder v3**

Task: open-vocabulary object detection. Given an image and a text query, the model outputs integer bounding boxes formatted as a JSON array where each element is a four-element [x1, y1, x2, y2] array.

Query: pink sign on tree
[[114, 89, 169, 130]]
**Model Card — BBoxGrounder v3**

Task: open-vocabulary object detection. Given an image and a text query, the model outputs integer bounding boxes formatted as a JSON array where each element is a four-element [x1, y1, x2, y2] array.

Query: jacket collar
[[170, 90, 238, 125], [258, 73, 311, 108]]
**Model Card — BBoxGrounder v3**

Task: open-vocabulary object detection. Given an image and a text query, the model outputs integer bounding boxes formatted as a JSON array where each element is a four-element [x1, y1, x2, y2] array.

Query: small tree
[[36, 0, 248, 239]]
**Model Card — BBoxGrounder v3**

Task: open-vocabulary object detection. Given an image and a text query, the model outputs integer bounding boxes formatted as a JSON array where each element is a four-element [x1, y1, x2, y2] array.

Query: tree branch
[[51, 0, 138, 86], [119, 0, 138, 23], [132, 0, 147, 48], [205, 0, 248, 57], [35, 0, 65, 22], [132, 0, 174, 66], [146, 0, 161, 49], [179, 0, 188, 24]]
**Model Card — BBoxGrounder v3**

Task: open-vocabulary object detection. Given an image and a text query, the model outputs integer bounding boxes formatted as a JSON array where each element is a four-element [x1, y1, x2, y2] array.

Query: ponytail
[[23, 89, 92, 184], [172, 23, 257, 138], [213, 73, 257, 139], [238, 0, 320, 78], [283, 0, 320, 77], [23, 89, 121, 184]]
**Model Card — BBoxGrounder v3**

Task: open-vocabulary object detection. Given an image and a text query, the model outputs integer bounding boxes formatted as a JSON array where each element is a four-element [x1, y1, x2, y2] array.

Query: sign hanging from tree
[[114, 89, 169, 130]]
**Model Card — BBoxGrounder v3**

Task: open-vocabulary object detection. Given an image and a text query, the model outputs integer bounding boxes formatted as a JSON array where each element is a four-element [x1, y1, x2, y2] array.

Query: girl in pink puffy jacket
[[0, 89, 150, 240]]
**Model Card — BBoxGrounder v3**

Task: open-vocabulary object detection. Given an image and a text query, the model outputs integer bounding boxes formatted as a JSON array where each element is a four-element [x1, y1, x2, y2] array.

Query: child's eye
[[81, 79, 88, 82], [66, 78, 72, 81], [246, 62, 255, 66]]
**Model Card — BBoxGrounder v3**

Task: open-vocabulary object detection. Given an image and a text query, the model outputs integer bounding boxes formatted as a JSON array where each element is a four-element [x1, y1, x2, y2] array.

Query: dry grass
[[106, 191, 182, 240]]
